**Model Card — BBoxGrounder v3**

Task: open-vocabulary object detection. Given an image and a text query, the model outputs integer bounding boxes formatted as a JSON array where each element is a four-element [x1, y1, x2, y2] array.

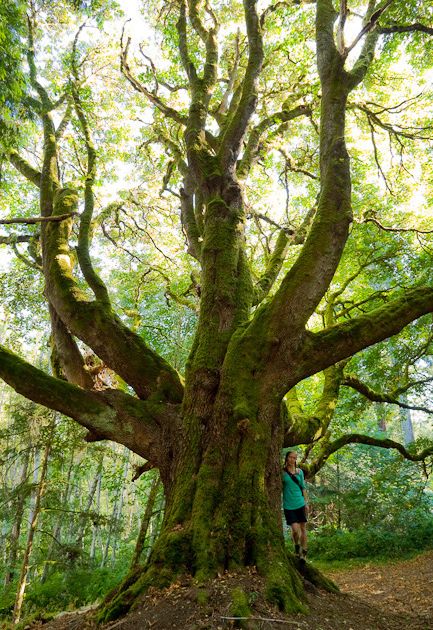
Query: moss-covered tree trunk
[[100, 386, 310, 621]]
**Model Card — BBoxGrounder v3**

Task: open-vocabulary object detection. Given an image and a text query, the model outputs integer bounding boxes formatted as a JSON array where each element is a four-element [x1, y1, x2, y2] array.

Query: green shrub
[[22, 566, 128, 615], [308, 516, 433, 562]]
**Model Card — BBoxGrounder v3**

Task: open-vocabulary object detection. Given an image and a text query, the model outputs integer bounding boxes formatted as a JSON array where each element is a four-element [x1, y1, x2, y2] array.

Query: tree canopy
[[1, 0, 433, 618]]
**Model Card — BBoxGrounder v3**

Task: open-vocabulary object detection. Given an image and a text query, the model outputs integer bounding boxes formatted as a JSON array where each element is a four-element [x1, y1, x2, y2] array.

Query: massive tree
[[1, 0, 433, 617]]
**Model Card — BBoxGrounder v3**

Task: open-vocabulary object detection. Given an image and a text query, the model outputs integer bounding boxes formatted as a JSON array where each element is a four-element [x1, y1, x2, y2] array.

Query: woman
[[282, 451, 309, 561]]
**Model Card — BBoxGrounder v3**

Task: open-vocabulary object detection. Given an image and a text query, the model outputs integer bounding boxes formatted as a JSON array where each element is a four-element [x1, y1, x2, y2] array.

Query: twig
[[219, 617, 305, 630]]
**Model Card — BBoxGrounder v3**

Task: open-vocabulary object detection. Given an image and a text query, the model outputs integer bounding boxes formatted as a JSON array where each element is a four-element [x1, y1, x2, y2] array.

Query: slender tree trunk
[[129, 473, 161, 569], [75, 451, 105, 548], [0, 519, 7, 556], [4, 449, 30, 586], [67, 484, 80, 545], [376, 402, 387, 433], [27, 446, 40, 533], [40, 448, 77, 583], [399, 396, 415, 445], [13, 423, 55, 625], [111, 450, 130, 566], [90, 468, 102, 565], [101, 497, 117, 569], [145, 491, 164, 562], [101, 447, 129, 569]]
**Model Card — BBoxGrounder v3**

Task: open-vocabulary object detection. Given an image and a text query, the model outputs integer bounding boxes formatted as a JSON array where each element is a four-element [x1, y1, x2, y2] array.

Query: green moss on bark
[[230, 587, 251, 628]]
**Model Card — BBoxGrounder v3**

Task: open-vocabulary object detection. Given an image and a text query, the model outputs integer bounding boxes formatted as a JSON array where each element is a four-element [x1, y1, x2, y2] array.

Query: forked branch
[[304, 432, 433, 477]]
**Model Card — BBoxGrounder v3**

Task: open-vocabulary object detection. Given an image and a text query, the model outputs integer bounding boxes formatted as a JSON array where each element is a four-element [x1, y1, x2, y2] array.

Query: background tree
[[1, 0, 433, 618]]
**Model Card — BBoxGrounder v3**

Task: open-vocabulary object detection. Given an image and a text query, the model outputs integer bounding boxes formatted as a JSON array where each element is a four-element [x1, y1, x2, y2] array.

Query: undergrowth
[[0, 565, 127, 621], [306, 516, 433, 565]]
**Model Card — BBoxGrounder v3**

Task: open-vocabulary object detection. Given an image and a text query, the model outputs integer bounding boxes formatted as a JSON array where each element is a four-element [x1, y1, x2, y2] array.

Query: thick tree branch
[[219, 0, 264, 173], [55, 98, 73, 141], [316, 0, 338, 80], [0, 234, 39, 245], [215, 31, 240, 117], [71, 32, 110, 304], [180, 177, 202, 262], [177, 1, 198, 85], [301, 287, 433, 383], [42, 188, 184, 404], [0, 345, 166, 463], [49, 304, 94, 389], [188, 0, 219, 91], [283, 364, 344, 447], [7, 150, 41, 188], [257, 0, 351, 341]]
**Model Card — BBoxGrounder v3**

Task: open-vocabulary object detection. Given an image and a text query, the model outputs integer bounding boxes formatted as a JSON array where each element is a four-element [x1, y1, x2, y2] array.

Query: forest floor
[[34, 550, 433, 630]]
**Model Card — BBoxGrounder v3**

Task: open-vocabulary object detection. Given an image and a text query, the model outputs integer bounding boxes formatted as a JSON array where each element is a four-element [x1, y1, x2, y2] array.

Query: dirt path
[[33, 552, 433, 630], [327, 550, 433, 618]]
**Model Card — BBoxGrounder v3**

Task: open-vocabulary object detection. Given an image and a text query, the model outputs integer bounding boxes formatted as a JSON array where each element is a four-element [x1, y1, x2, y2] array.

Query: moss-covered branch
[[187, 0, 218, 92], [151, 266, 199, 313], [26, 15, 53, 113], [7, 150, 41, 187], [301, 287, 433, 383], [346, 27, 379, 90], [219, 0, 264, 173], [11, 241, 42, 270], [252, 206, 316, 306], [0, 234, 38, 245], [177, 1, 198, 85], [71, 34, 110, 304], [55, 98, 73, 141], [0, 345, 165, 463], [316, 0, 338, 80], [282, 364, 344, 447], [256, 1, 352, 344], [380, 23, 433, 36], [0, 213, 77, 225], [120, 37, 187, 126], [304, 432, 433, 477], [43, 188, 184, 404], [49, 303, 94, 389], [237, 105, 311, 180], [180, 177, 202, 262], [342, 373, 433, 414], [215, 31, 240, 117]]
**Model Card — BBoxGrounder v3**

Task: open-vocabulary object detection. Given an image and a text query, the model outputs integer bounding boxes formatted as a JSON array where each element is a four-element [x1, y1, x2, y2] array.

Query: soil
[[27, 551, 433, 630]]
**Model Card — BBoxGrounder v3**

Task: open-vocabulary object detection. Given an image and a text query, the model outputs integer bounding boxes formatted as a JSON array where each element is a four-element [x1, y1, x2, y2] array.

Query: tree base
[[97, 554, 338, 624]]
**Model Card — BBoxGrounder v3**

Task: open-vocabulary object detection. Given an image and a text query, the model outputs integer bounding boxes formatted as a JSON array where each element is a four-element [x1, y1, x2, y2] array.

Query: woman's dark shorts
[[284, 506, 307, 526]]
